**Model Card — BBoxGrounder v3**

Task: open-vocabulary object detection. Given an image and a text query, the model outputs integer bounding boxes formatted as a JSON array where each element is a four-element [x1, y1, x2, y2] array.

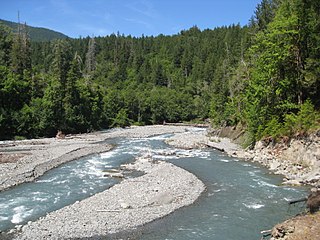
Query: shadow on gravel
[[67, 233, 143, 240]]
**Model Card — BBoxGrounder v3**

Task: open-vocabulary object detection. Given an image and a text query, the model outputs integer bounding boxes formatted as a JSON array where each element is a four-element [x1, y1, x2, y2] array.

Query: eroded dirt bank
[[235, 133, 320, 188], [270, 212, 320, 240]]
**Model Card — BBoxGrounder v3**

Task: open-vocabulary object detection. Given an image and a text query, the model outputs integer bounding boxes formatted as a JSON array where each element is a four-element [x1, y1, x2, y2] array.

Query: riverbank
[[165, 128, 240, 152], [167, 127, 320, 188], [232, 133, 320, 188]]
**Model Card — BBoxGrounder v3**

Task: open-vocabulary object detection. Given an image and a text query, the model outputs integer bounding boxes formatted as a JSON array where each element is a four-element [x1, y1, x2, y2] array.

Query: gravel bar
[[13, 157, 205, 239]]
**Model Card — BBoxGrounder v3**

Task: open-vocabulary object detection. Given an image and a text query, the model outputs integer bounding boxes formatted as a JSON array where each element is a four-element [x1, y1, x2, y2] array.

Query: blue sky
[[0, 0, 261, 38]]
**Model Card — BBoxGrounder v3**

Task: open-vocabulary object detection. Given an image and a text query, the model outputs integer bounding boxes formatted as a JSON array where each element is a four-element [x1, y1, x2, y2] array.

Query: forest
[[0, 0, 319, 145]]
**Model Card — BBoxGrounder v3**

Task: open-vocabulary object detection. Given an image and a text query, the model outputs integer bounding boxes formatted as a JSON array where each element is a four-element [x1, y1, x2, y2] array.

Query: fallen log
[[261, 229, 272, 234], [260, 229, 272, 239], [289, 197, 307, 205], [289, 190, 320, 214]]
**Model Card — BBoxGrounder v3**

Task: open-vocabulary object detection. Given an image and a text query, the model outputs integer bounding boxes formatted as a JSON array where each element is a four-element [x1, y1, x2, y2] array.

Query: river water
[[0, 129, 308, 239]]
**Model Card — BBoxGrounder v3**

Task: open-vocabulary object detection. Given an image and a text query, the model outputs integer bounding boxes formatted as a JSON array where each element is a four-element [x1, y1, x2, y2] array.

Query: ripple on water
[[100, 150, 118, 159], [31, 196, 48, 202], [148, 134, 173, 140], [242, 203, 265, 209], [220, 159, 231, 163], [153, 155, 179, 160], [36, 176, 58, 183], [11, 206, 33, 224], [256, 180, 278, 188], [0, 216, 9, 221]]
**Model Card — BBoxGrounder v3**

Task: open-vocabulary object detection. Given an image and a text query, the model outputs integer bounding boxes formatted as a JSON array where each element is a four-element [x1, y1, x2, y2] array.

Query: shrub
[[14, 136, 26, 140], [283, 100, 319, 135], [261, 117, 283, 139], [111, 109, 131, 128]]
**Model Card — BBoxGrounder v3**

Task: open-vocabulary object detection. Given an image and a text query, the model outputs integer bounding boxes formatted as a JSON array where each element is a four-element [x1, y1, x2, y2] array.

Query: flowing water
[[0, 129, 308, 239], [130, 149, 308, 240]]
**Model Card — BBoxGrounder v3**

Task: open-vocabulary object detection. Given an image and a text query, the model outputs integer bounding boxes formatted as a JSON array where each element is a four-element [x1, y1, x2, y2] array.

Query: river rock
[[150, 191, 175, 205], [269, 160, 281, 170], [119, 202, 131, 209]]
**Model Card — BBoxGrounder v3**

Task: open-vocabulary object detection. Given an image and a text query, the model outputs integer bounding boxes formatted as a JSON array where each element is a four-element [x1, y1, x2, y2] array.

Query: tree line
[[0, 0, 319, 144]]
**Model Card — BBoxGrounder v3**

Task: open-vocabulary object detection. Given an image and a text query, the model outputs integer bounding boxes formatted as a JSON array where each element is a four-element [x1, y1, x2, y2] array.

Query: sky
[[0, 0, 261, 38]]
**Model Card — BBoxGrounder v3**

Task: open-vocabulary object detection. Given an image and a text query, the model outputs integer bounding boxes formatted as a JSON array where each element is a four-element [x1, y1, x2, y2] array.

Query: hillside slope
[[0, 19, 68, 42]]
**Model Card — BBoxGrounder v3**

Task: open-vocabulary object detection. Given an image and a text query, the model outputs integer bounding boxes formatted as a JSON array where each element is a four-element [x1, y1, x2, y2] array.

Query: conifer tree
[[254, 0, 279, 31], [0, 24, 13, 67], [10, 22, 31, 76], [51, 39, 71, 91]]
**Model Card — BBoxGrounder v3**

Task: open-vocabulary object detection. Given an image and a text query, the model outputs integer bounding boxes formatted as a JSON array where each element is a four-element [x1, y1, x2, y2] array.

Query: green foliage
[[254, 100, 320, 140], [283, 100, 320, 135], [111, 108, 131, 128], [254, 0, 279, 31], [261, 117, 283, 139], [0, 2, 319, 140], [41, 77, 64, 136], [14, 136, 26, 140], [243, 0, 320, 142], [0, 23, 12, 66], [10, 23, 32, 76], [15, 98, 44, 138]]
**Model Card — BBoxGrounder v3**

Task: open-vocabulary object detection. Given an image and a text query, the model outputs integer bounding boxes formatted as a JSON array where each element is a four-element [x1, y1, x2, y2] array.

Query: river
[[0, 129, 308, 239]]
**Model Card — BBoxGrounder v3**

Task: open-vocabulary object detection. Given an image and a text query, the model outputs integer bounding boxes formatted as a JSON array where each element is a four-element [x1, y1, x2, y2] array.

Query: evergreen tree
[[51, 39, 71, 91], [254, 0, 279, 31], [64, 52, 82, 132], [10, 22, 31, 76], [48, 39, 72, 131], [0, 24, 12, 67]]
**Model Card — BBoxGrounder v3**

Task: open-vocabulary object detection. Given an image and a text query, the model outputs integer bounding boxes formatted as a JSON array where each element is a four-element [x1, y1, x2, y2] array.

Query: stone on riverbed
[[103, 169, 125, 178]]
